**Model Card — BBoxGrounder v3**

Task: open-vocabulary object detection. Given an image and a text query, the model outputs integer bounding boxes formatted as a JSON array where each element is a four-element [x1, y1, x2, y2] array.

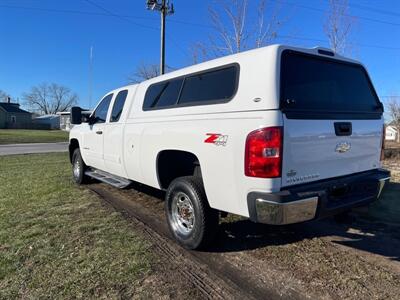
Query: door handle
[[334, 122, 352, 136], [96, 130, 103, 135]]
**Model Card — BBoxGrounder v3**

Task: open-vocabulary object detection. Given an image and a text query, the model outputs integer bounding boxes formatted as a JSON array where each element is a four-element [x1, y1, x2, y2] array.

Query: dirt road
[[88, 182, 400, 299]]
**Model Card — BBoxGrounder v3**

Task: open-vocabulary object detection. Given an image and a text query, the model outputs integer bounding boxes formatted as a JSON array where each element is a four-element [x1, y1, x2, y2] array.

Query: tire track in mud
[[88, 184, 276, 300]]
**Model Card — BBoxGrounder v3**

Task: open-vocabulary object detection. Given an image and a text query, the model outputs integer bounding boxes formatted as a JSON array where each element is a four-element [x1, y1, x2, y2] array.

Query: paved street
[[0, 142, 68, 156]]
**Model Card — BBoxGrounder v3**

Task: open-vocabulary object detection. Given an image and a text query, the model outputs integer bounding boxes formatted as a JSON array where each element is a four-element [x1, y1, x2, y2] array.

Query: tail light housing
[[245, 127, 283, 178], [380, 125, 385, 161]]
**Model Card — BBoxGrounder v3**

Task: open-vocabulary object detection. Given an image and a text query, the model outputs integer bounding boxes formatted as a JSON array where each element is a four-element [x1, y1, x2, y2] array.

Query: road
[[0, 142, 68, 156]]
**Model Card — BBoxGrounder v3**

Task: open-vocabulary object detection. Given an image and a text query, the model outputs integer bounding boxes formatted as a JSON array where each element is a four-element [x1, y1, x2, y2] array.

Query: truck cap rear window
[[280, 50, 383, 119]]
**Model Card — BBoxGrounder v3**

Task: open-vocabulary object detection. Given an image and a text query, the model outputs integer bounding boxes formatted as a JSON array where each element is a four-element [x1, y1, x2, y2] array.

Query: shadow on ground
[[122, 180, 400, 261]]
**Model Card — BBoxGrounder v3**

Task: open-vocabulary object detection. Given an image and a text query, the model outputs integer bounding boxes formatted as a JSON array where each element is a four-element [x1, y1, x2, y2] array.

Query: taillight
[[245, 126, 283, 178], [380, 125, 385, 161]]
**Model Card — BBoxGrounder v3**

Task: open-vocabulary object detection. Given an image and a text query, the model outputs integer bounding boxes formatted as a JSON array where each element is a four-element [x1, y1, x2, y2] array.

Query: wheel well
[[69, 139, 80, 163], [157, 150, 201, 190]]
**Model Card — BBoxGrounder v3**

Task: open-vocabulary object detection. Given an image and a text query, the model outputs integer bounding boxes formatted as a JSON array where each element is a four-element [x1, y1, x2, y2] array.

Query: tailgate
[[281, 117, 382, 187], [279, 49, 384, 187]]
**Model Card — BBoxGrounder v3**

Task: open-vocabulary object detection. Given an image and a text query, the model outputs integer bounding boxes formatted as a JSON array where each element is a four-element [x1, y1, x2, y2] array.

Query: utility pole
[[146, 0, 174, 75], [89, 46, 93, 109], [160, 0, 166, 75]]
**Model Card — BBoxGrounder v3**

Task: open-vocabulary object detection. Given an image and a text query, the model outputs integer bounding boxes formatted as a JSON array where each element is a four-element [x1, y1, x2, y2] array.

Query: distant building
[[385, 125, 398, 141], [0, 98, 32, 129], [32, 114, 61, 130], [57, 109, 91, 131], [57, 111, 73, 131]]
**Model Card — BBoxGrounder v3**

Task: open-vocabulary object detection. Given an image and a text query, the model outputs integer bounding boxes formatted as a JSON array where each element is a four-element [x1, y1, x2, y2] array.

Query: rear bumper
[[247, 169, 390, 225]]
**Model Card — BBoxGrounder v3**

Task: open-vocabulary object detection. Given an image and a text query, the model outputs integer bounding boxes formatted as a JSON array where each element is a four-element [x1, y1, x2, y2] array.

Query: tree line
[[129, 0, 399, 139], [0, 83, 78, 115], [130, 0, 354, 82], [1, 0, 399, 134]]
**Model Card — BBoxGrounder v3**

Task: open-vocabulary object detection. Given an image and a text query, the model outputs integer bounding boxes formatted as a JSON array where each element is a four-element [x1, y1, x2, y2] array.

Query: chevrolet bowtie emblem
[[335, 142, 351, 153]]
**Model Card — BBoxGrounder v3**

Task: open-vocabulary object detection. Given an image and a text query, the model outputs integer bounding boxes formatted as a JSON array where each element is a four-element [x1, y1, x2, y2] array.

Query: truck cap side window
[[142, 64, 239, 111], [280, 50, 383, 119], [178, 66, 237, 105], [110, 90, 128, 122], [143, 78, 183, 110], [92, 94, 113, 123]]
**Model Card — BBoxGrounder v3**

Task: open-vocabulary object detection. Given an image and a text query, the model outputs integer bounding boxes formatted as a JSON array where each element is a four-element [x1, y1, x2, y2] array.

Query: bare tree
[[255, 0, 281, 48], [190, 42, 209, 65], [0, 90, 10, 102], [388, 96, 400, 143], [324, 0, 355, 55], [192, 0, 283, 62], [23, 83, 78, 114], [128, 62, 174, 83]]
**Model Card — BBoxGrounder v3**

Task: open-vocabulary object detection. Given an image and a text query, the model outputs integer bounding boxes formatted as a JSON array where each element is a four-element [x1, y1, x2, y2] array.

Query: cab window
[[111, 90, 128, 122], [92, 94, 113, 123]]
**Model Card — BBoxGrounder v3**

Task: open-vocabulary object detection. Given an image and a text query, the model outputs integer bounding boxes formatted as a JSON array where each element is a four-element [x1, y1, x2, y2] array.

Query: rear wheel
[[165, 176, 219, 250], [72, 148, 89, 184]]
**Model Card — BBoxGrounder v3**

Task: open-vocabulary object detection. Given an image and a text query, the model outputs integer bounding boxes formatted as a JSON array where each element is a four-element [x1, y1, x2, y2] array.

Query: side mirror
[[70, 107, 82, 125]]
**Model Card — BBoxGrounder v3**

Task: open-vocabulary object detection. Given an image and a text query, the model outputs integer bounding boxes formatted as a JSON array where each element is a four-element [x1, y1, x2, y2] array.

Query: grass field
[[0, 153, 153, 299], [365, 165, 400, 224], [0, 130, 69, 145]]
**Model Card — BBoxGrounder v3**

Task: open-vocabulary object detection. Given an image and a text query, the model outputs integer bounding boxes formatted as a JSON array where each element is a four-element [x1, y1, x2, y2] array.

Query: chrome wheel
[[171, 192, 196, 236], [73, 156, 81, 179]]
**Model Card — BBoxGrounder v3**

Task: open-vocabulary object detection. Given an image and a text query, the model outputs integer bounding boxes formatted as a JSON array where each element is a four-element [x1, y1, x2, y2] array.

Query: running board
[[85, 169, 131, 189]]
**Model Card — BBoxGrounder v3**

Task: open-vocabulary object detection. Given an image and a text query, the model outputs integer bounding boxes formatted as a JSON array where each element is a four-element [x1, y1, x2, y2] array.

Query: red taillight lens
[[245, 127, 283, 178]]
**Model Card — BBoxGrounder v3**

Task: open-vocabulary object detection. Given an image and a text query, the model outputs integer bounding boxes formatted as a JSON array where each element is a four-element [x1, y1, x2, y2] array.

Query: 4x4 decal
[[204, 133, 228, 146]]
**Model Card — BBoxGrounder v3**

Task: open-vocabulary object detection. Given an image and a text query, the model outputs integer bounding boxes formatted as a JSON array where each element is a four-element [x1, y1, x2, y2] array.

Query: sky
[[1, 0, 400, 113]]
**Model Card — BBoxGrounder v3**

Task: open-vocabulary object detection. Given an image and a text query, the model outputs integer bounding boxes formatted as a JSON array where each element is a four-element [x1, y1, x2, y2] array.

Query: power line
[[2, 2, 400, 53], [0, 4, 211, 29], [274, 0, 400, 29], [83, 0, 190, 60], [83, 0, 159, 31], [330, 1, 400, 19]]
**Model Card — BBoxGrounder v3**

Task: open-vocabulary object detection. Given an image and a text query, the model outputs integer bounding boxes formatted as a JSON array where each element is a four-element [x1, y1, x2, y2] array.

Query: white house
[[385, 125, 398, 141]]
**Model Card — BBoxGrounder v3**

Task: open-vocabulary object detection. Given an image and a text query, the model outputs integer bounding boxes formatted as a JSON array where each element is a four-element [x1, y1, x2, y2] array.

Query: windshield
[[280, 50, 382, 117]]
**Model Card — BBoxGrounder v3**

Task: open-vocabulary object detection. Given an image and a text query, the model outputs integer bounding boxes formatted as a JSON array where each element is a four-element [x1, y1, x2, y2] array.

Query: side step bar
[[85, 169, 132, 189]]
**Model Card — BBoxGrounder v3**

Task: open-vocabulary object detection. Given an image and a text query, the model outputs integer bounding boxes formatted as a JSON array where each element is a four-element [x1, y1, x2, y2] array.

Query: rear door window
[[110, 90, 128, 122], [280, 50, 382, 117]]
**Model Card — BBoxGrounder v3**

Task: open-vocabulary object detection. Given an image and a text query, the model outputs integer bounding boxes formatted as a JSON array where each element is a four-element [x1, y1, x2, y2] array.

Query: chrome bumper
[[247, 169, 391, 225], [255, 197, 318, 225]]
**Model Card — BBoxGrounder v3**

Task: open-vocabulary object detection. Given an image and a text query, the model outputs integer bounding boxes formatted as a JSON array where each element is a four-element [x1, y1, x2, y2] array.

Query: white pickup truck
[[69, 45, 390, 249]]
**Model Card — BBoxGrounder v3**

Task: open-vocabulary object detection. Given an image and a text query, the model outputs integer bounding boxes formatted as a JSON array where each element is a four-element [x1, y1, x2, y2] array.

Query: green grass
[[0, 129, 69, 145], [363, 180, 400, 225], [0, 153, 153, 299]]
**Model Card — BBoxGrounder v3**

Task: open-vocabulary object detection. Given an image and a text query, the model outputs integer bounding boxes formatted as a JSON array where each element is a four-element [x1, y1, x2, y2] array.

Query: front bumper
[[247, 169, 390, 225]]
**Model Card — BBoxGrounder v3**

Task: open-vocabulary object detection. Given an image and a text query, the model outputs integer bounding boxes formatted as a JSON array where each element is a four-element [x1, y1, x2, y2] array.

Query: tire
[[71, 148, 89, 185], [165, 176, 219, 250]]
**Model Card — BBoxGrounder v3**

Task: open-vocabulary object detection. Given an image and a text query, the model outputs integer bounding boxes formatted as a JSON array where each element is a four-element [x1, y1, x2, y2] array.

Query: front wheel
[[71, 148, 89, 184], [165, 176, 219, 250]]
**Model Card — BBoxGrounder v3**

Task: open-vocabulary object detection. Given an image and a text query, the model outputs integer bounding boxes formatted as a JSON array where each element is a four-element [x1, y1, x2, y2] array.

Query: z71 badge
[[204, 133, 228, 146]]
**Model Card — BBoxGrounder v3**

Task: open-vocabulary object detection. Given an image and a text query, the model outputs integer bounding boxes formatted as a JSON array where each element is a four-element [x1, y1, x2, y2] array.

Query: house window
[[11, 115, 16, 123]]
